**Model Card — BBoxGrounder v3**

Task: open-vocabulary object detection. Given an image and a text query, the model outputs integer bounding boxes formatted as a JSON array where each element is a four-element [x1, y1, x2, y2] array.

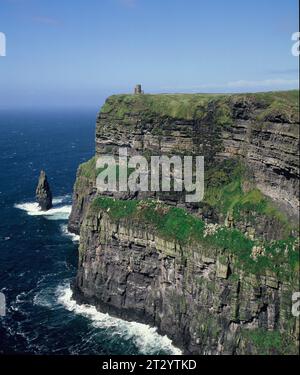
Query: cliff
[[69, 90, 299, 354]]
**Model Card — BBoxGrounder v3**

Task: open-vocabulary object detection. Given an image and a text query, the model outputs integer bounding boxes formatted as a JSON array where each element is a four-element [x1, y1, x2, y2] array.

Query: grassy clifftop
[[100, 90, 299, 122]]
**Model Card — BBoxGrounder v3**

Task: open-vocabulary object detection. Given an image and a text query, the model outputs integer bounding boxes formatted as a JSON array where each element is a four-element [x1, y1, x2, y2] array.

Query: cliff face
[[69, 91, 299, 354], [100, 94, 298, 210], [73, 209, 298, 354], [68, 159, 96, 234]]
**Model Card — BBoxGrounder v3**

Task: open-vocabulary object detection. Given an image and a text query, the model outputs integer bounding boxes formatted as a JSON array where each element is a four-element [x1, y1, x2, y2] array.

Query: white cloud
[[227, 79, 299, 88], [160, 78, 299, 92]]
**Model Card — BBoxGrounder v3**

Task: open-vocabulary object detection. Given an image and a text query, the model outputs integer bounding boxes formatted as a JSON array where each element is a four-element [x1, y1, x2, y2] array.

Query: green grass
[[101, 93, 223, 120], [203, 160, 292, 236], [233, 188, 290, 226], [91, 198, 205, 244], [92, 197, 138, 220], [100, 90, 299, 123], [242, 328, 298, 355], [251, 90, 299, 123], [77, 157, 96, 179], [91, 196, 298, 280], [78, 155, 293, 239]]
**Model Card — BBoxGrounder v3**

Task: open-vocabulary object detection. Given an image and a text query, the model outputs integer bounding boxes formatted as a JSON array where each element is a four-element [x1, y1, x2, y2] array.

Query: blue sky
[[0, 0, 299, 108]]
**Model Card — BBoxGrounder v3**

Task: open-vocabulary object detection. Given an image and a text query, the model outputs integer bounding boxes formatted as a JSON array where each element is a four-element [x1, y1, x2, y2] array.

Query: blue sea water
[[0, 109, 180, 355]]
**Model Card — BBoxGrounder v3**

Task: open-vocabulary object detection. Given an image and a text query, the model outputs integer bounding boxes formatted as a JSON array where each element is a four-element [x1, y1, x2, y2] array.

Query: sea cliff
[[69, 91, 299, 354]]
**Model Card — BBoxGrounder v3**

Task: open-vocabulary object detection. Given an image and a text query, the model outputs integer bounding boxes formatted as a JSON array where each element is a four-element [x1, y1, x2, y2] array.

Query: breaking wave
[[56, 283, 182, 355], [60, 224, 80, 242], [14, 195, 72, 220]]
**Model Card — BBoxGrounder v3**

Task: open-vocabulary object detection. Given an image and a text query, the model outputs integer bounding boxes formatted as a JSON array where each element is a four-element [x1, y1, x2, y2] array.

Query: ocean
[[0, 109, 180, 355]]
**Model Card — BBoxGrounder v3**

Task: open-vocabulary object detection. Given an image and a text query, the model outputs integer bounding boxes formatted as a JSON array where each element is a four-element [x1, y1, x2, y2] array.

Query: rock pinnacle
[[36, 170, 52, 211]]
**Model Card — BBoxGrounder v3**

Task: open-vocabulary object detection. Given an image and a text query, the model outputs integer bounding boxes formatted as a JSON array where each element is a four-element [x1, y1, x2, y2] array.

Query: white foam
[[16, 291, 28, 304], [57, 284, 182, 355], [60, 224, 80, 242], [15, 200, 71, 220], [33, 288, 55, 308], [52, 197, 64, 205], [52, 195, 71, 205]]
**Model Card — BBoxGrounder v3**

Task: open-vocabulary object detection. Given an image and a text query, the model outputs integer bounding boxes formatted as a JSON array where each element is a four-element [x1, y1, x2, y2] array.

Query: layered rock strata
[[69, 91, 299, 354]]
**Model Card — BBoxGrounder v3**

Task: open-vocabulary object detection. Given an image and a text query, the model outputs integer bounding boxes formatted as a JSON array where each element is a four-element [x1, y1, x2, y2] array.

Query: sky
[[0, 0, 299, 109]]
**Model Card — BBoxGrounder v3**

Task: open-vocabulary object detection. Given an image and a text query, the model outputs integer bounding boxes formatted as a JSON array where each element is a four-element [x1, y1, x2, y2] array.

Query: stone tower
[[134, 84, 144, 95]]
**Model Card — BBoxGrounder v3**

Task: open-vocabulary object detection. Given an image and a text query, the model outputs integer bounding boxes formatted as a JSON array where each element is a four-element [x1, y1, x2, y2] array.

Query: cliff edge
[[69, 90, 299, 354]]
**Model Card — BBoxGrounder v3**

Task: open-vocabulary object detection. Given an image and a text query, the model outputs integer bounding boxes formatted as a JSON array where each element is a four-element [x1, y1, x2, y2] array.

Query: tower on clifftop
[[134, 84, 144, 95]]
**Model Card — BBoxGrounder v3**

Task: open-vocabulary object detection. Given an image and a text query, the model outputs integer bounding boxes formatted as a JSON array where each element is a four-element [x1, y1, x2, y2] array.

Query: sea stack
[[36, 170, 52, 211]]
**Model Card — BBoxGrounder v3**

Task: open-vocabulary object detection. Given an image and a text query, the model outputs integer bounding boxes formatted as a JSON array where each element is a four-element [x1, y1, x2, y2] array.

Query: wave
[[52, 195, 71, 205], [56, 283, 182, 355], [60, 224, 80, 243], [33, 287, 57, 309], [15, 195, 72, 220]]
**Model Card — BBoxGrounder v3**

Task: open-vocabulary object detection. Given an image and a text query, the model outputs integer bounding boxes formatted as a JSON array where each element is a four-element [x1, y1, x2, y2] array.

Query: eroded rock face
[[68, 162, 96, 234], [73, 212, 298, 354], [69, 92, 299, 354], [36, 170, 52, 211], [95, 95, 299, 220]]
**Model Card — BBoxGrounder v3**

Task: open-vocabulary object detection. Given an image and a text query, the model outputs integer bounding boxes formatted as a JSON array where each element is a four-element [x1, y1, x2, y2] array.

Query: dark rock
[[36, 170, 52, 211], [231, 98, 253, 120], [72, 212, 299, 354], [68, 92, 300, 355], [94, 94, 299, 222]]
